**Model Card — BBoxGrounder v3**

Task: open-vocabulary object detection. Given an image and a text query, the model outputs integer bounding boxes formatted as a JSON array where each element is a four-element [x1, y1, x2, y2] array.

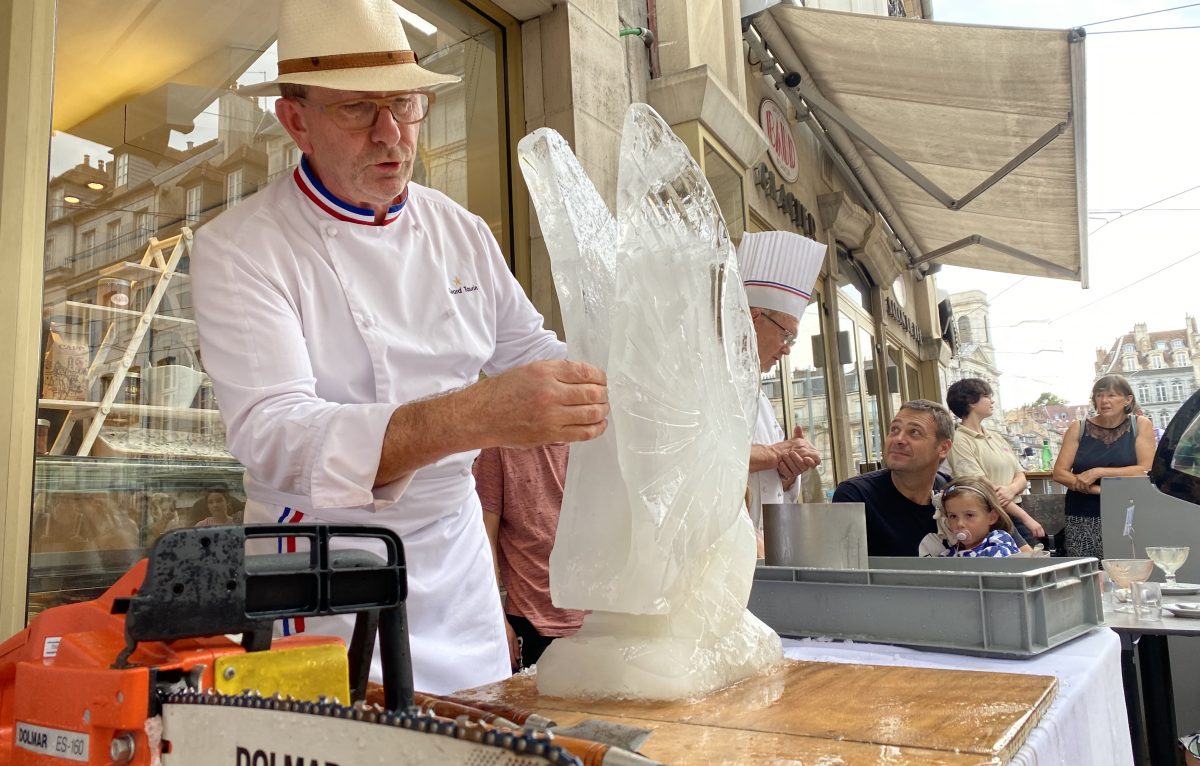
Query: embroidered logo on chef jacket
[[448, 274, 479, 295], [294, 155, 406, 225]]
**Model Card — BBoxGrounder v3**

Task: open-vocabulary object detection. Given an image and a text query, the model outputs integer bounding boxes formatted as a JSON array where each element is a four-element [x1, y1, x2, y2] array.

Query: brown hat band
[[278, 50, 418, 75]]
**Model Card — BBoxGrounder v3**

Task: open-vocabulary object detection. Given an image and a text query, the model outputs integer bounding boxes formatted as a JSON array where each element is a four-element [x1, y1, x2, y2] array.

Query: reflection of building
[[1095, 318, 1200, 432], [946, 290, 1004, 416]]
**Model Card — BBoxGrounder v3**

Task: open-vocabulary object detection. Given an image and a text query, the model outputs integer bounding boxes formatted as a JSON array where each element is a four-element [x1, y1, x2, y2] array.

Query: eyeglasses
[[299, 92, 435, 129], [760, 312, 797, 349]]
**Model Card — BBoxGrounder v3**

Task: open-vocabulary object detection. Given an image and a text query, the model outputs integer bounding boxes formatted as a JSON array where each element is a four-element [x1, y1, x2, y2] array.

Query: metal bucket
[[762, 502, 868, 570]]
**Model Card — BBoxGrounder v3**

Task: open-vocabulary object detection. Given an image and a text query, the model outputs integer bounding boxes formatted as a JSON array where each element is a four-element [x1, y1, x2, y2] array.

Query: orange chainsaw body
[[0, 560, 338, 765]]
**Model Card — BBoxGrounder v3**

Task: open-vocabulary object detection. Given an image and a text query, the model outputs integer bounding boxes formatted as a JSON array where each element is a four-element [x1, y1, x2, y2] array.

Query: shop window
[[957, 315, 972, 344], [838, 309, 880, 472], [184, 186, 202, 224], [885, 345, 903, 420], [136, 210, 152, 245], [115, 153, 129, 187], [789, 299, 835, 495], [226, 169, 244, 207], [836, 245, 872, 311], [32, 0, 518, 620]]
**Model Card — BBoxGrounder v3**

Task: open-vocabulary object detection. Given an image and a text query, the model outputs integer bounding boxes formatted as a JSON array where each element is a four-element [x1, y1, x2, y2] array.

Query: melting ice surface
[[517, 104, 782, 700]]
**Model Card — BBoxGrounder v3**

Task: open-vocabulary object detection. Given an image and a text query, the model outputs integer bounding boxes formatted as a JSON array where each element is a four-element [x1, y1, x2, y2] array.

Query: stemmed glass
[[1145, 546, 1190, 587], [1102, 559, 1155, 613]]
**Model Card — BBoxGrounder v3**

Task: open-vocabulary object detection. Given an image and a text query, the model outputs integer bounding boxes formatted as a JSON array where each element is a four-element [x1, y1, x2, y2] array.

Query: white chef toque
[[738, 231, 827, 320]]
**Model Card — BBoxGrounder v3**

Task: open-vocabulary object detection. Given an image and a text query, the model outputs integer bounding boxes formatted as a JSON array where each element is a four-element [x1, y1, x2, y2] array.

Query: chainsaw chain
[[161, 690, 582, 766]]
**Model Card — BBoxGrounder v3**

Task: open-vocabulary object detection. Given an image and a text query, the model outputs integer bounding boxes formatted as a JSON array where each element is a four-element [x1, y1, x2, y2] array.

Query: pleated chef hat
[[738, 231, 827, 319]]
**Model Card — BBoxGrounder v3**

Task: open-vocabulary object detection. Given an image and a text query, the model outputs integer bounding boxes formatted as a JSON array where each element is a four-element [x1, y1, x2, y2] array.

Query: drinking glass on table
[[1145, 546, 1190, 586]]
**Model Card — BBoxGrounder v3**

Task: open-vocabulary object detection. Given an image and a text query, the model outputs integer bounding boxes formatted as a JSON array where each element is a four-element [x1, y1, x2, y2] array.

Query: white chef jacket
[[748, 389, 799, 532], [192, 159, 565, 694]]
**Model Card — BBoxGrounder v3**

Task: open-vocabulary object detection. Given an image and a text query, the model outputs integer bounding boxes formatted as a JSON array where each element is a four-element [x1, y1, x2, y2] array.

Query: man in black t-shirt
[[833, 400, 955, 557]]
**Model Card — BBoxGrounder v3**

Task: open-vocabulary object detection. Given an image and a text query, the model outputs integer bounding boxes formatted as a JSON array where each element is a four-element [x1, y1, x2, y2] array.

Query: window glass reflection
[[34, 0, 509, 620], [791, 300, 834, 497]]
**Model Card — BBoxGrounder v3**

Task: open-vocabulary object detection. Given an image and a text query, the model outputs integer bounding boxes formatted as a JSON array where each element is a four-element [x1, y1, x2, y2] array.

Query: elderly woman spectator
[[946, 379, 1045, 543], [1053, 375, 1155, 558]]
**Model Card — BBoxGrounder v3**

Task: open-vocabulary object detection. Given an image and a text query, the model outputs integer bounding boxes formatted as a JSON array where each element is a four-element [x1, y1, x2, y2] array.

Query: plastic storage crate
[[748, 556, 1104, 658]]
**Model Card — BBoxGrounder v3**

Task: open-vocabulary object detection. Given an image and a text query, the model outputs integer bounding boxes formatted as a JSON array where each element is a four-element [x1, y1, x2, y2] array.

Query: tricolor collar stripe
[[293, 156, 405, 225], [743, 279, 812, 301]]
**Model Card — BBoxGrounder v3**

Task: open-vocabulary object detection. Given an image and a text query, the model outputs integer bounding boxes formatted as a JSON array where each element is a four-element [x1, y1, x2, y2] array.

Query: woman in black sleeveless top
[[1052, 375, 1155, 558]]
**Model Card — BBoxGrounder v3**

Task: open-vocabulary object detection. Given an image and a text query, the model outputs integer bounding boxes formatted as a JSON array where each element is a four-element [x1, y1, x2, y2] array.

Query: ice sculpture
[[517, 104, 782, 700]]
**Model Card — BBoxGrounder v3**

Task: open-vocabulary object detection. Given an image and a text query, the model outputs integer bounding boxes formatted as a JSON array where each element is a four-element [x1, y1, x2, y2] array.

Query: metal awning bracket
[[910, 235, 1077, 279]]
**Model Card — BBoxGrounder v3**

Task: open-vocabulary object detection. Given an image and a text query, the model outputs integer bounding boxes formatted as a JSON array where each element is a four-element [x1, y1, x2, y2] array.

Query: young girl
[[936, 477, 1020, 558]]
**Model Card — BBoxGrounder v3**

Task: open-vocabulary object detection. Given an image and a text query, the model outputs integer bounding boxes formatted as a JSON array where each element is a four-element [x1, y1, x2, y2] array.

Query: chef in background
[[739, 231, 827, 538]]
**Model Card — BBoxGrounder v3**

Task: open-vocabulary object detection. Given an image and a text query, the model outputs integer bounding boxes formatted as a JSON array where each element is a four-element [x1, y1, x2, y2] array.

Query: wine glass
[[1145, 546, 1190, 587], [1102, 559, 1155, 613]]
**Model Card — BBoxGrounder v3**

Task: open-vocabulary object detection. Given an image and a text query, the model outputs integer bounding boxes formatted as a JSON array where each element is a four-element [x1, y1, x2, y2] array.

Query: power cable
[[1089, 24, 1200, 34], [1087, 182, 1200, 235], [1048, 247, 1200, 323], [1080, 2, 1200, 27]]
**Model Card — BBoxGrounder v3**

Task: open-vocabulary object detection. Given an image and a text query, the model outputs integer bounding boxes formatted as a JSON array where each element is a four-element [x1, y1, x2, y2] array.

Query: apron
[[748, 389, 800, 532], [245, 479, 509, 696]]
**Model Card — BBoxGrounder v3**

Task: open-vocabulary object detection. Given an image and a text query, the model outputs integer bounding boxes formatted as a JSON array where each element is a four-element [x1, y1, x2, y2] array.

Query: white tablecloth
[[782, 627, 1132, 765]]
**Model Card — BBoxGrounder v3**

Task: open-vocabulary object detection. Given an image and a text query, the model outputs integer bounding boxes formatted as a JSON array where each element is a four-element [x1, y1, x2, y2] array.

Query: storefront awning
[[745, 6, 1089, 285]]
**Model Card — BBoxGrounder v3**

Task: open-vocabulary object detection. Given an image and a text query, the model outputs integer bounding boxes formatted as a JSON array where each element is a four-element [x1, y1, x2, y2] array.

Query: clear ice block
[[518, 104, 781, 700]]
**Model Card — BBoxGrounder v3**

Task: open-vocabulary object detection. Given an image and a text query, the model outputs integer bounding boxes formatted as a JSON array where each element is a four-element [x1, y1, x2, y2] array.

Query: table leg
[[1121, 632, 1148, 765], [1137, 634, 1180, 766]]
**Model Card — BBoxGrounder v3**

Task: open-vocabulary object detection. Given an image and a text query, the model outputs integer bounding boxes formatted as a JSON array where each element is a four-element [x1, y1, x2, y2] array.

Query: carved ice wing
[[517, 129, 618, 367], [608, 104, 756, 557]]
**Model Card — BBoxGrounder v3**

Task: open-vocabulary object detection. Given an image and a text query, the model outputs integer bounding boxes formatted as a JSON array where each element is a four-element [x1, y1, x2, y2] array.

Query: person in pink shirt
[[475, 444, 586, 670]]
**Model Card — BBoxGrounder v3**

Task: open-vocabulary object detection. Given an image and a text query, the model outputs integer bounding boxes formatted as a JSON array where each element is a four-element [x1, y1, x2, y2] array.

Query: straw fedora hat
[[238, 0, 460, 97]]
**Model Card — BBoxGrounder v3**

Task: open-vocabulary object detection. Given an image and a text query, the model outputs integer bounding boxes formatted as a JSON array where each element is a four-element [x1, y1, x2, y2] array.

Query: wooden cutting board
[[456, 658, 1058, 765]]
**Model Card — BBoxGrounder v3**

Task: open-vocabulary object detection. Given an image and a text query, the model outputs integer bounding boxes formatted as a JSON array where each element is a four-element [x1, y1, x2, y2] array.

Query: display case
[[27, 456, 246, 619], [39, 227, 230, 460]]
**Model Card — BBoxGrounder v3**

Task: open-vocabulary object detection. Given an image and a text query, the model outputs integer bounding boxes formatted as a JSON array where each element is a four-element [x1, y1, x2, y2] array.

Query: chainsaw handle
[[114, 524, 414, 709]]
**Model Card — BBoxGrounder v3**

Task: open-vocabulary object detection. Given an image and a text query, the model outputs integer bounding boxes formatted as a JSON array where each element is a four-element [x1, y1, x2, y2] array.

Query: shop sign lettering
[[885, 295, 923, 344], [759, 99, 799, 183], [753, 163, 816, 238]]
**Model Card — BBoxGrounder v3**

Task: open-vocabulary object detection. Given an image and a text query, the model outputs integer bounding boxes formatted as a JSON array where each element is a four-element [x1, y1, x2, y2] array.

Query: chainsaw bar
[[160, 690, 583, 766]]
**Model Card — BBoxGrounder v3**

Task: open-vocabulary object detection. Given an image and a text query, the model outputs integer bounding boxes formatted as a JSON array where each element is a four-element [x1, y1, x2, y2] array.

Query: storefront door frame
[[0, 1, 54, 637]]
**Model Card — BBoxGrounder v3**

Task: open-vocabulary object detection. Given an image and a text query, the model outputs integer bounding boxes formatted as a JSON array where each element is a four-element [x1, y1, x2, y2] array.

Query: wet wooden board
[[457, 659, 1057, 764]]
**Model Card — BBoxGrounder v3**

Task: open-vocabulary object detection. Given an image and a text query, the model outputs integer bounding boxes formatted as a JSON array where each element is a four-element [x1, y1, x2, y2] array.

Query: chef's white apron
[[748, 389, 800, 533]]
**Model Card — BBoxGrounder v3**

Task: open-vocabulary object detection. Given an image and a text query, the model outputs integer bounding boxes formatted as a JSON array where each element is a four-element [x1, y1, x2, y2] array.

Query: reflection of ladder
[[50, 228, 194, 456]]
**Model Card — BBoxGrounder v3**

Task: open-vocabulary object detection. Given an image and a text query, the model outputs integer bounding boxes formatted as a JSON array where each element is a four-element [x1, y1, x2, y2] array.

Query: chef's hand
[[775, 426, 820, 488], [504, 619, 521, 670], [478, 360, 608, 447]]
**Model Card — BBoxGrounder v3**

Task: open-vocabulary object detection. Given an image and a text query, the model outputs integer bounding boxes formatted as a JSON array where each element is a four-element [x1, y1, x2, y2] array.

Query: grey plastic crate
[[748, 556, 1104, 658]]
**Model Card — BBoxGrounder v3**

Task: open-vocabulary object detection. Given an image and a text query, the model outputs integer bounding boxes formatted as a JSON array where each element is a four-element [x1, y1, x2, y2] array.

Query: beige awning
[[745, 6, 1089, 285]]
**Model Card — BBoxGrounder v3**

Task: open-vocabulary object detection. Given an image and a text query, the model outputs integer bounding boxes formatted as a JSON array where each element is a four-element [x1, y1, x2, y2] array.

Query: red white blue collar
[[293, 155, 406, 225]]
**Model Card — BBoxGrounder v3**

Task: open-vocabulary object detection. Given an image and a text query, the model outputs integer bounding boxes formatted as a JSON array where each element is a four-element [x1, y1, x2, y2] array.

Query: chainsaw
[[0, 525, 656, 766]]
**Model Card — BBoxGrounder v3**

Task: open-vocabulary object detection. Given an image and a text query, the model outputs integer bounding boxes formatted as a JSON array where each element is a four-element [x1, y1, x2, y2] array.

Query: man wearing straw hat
[[738, 231, 826, 536], [191, 0, 607, 695]]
